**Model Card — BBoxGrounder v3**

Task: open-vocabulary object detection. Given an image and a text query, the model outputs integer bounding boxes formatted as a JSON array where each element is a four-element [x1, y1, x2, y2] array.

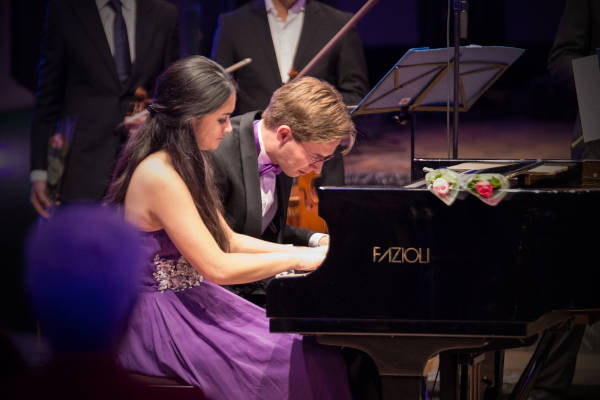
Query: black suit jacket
[[548, 0, 600, 158], [30, 0, 179, 201], [211, 0, 369, 114], [210, 111, 314, 246], [548, 0, 600, 93]]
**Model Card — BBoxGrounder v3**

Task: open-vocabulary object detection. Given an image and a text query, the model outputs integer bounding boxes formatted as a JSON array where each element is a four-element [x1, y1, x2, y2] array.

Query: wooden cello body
[[286, 172, 328, 233]]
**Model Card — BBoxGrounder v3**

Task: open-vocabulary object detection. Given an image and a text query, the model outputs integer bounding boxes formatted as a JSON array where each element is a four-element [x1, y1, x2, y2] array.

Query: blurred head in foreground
[[24, 205, 144, 353]]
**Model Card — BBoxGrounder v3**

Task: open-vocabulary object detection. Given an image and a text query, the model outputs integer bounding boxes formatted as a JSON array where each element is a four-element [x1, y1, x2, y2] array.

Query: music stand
[[350, 45, 524, 181]]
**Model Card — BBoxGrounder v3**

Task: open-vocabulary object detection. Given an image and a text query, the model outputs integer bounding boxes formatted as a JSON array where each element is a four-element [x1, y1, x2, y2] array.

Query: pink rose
[[475, 179, 493, 198], [432, 177, 450, 196], [50, 133, 65, 150]]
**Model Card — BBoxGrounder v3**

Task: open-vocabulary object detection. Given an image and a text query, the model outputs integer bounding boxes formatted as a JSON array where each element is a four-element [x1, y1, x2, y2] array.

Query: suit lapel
[[251, 0, 283, 86], [239, 112, 263, 238], [293, 1, 321, 70], [275, 174, 292, 242], [126, 0, 156, 92], [69, 0, 120, 86]]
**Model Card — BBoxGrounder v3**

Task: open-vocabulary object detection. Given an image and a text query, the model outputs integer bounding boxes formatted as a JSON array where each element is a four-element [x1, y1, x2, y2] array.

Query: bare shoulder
[[133, 152, 183, 191], [125, 151, 188, 229]]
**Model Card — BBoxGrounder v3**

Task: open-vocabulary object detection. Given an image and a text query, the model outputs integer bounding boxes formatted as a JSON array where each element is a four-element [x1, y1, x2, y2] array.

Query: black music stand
[[350, 46, 524, 181]]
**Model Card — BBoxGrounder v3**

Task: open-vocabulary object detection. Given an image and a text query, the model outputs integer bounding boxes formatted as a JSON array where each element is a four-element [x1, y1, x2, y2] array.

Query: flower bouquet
[[424, 168, 460, 206], [464, 173, 509, 206], [46, 117, 76, 209]]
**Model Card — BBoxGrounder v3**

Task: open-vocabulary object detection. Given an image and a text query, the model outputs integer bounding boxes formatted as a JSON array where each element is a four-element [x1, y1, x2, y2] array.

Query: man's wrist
[[30, 170, 48, 183], [308, 233, 328, 247]]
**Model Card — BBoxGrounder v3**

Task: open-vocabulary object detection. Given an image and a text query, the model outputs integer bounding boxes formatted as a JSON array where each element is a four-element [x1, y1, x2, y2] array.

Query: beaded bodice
[[140, 230, 204, 293]]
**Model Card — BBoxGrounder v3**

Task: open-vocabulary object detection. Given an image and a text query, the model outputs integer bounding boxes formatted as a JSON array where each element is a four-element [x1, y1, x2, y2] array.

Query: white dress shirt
[[265, 0, 305, 83]]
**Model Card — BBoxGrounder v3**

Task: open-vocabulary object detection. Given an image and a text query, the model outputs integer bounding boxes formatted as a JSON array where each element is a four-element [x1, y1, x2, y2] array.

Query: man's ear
[[275, 125, 293, 144]]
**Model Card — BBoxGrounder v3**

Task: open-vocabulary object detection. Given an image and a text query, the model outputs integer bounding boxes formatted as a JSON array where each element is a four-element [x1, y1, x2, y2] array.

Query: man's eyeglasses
[[298, 141, 336, 166]]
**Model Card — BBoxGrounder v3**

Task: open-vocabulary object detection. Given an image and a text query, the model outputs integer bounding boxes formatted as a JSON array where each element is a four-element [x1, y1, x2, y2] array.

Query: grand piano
[[266, 159, 600, 400]]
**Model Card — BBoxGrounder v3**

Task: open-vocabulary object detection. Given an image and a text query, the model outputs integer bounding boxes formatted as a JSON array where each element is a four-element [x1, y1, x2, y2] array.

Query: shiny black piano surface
[[267, 160, 600, 337]]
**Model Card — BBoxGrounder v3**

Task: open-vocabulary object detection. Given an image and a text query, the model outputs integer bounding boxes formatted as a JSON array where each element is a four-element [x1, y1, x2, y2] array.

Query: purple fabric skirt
[[117, 231, 351, 400]]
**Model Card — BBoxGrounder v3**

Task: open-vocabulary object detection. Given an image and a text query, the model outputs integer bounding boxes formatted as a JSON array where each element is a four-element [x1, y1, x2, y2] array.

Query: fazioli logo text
[[372, 246, 430, 264]]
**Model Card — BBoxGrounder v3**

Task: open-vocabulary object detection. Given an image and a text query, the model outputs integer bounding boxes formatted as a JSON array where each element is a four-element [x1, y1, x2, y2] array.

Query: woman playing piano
[[104, 56, 352, 399]]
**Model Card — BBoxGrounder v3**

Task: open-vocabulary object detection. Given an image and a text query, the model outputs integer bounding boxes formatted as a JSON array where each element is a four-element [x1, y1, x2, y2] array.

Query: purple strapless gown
[[118, 230, 351, 400]]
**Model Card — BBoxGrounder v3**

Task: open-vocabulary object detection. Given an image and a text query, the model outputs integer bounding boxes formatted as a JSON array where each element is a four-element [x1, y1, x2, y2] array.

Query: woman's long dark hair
[[105, 56, 236, 251]]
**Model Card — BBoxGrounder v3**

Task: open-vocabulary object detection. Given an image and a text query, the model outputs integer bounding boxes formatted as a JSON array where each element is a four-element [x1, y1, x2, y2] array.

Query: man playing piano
[[209, 76, 355, 305], [210, 76, 382, 400]]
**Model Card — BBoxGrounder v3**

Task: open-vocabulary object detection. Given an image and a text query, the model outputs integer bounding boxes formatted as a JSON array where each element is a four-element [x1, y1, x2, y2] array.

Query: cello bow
[[293, 0, 380, 80]]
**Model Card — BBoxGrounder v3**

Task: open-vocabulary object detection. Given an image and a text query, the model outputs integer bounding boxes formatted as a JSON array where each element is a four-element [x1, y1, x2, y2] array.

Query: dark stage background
[[2, 0, 575, 332]]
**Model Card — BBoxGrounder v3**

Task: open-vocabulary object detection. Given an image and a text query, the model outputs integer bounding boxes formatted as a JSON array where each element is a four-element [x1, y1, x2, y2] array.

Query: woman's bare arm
[[124, 153, 324, 285]]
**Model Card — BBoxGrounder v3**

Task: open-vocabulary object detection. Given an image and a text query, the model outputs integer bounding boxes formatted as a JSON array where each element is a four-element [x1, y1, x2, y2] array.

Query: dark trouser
[[528, 321, 586, 400], [341, 347, 382, 400]]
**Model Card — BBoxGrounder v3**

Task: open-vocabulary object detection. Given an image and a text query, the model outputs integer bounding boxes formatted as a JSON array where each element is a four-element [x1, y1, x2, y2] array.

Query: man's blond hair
[[262, 77, 356, 154]]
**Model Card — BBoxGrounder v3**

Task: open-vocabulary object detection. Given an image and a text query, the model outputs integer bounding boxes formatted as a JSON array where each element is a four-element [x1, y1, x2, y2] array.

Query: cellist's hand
[[122, 86, 151, 136]]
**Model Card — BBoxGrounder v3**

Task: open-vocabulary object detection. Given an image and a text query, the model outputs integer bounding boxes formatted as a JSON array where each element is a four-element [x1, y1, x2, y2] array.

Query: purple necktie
[[259, 163, 282, 176]]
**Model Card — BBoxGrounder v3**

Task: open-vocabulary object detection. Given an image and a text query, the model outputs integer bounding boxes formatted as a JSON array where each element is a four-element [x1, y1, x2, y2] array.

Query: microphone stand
[[452, 0, 467, 158]]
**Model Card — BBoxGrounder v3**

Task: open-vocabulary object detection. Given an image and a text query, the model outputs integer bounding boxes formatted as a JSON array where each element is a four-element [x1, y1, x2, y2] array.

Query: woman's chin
[[198, 140, 222, 151], [213, 136, 226, 148]]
